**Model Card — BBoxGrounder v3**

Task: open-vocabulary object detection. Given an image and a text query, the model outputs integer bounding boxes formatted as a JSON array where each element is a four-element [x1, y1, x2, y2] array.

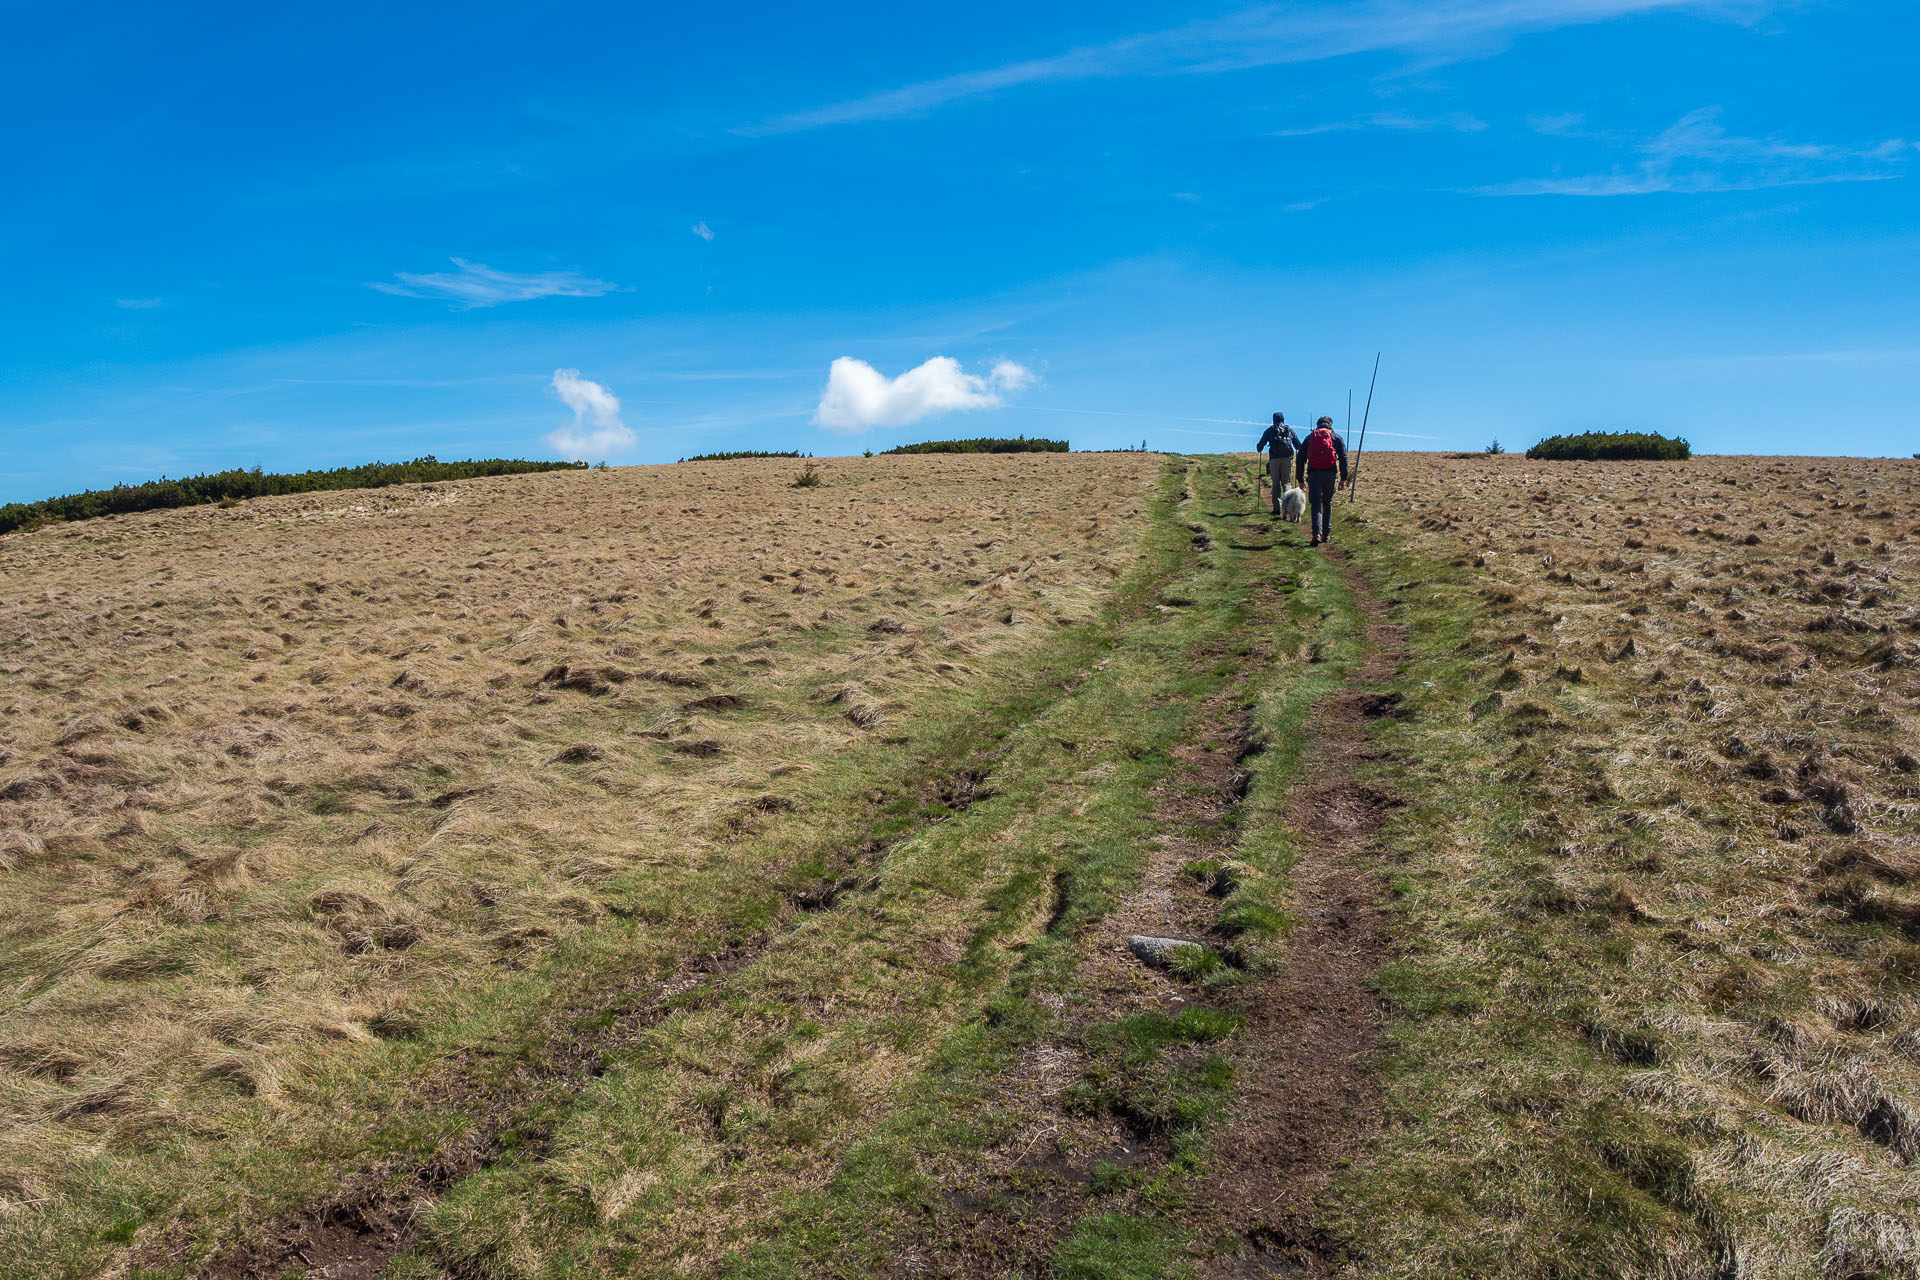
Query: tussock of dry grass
[[0, 454, 1159, 1219], [1345, 453, 1920, 1277]]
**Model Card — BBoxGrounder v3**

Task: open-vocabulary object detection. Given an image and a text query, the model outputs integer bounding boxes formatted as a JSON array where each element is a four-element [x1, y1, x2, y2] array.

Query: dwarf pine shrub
[[1525, 431, 1691, 461], [881, 436, 1068, 455], [0, 456, 584, 535]]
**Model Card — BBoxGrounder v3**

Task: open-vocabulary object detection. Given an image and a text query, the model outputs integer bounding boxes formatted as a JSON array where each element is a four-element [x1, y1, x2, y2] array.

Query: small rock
[[1128, 935, 1200, 969]]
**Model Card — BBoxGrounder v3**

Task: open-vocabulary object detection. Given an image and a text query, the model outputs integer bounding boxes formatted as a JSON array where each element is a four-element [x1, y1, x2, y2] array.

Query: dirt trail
[[918, 497, 1404, 1276], [121, 468, 1404, 1280], [1198, 546, 1403, 1276]]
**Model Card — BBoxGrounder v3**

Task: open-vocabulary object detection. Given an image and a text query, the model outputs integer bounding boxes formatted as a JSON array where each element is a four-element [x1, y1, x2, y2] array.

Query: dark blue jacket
[[1256, 424, 1298, 458]]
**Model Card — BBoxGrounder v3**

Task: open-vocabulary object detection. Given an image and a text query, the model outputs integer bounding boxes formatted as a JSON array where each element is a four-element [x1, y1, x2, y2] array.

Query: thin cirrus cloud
[[1487, 106, 1916, 196], [743, 0, 1762, 135], [545, 369, 638, 459], [370, 258, 626, 309], [813, 356, 1036, 433], [1528, 111, 1592, 137], [1271, 110, 1487, 137], [114, 297, 167, 310], [691, 221, 715, 241]]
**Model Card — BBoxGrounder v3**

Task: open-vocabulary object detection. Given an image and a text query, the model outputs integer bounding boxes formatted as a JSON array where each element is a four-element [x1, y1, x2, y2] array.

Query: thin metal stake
[[1348, 353, 1381, 503]]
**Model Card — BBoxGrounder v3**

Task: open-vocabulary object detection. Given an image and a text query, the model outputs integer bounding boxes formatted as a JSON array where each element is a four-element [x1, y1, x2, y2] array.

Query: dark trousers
[[1307, 469, 1338, 539]]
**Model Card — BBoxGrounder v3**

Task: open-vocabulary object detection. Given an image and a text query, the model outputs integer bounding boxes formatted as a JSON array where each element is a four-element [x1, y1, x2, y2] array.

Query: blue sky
[[4, 0, 1916, 502]]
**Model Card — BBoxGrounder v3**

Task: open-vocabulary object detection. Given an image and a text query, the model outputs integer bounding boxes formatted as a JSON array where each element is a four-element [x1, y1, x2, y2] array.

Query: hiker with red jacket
[[1294, 416, 1349, 547]]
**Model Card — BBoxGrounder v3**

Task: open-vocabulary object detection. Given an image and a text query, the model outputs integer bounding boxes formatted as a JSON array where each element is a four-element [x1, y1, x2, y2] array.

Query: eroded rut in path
[[919, 646, 1284, 1278], [1198, 550, 1405, 1276], [908, 472, 1406, 1278]]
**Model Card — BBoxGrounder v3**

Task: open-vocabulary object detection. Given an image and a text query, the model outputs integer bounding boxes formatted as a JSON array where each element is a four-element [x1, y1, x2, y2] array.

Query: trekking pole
[[1348, 352, 1381, 503]]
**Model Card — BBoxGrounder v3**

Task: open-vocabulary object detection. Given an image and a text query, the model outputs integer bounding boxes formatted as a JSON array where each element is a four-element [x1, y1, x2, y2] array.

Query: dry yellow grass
[[12, 446, 1916, 1277], [0, 453, 1161, 1228], [1337, 452, 1920, 1277]]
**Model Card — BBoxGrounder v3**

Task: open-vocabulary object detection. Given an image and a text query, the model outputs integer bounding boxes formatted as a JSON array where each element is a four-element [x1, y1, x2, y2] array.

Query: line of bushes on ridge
[[0, 456, 585, 536], [1526, 431, 1691, 461], [680, 450, 803, 461], [880, 436, 1069, 455]]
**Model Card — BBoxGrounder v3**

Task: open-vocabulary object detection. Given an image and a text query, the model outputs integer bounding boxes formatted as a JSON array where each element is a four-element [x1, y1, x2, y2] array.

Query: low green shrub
[[0, 456, 584, 536], [880, 436, 1068, 455], [1525, 431, 1690, 461], [680, 450, 802, 461]]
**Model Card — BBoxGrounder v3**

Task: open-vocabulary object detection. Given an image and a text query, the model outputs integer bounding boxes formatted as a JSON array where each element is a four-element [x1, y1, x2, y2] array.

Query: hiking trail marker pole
[[1348, 352, 1381, 503]]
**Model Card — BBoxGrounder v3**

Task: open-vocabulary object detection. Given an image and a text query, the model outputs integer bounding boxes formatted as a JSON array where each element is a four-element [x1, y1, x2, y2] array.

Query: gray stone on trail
[[1128, 935, 1200, 969]]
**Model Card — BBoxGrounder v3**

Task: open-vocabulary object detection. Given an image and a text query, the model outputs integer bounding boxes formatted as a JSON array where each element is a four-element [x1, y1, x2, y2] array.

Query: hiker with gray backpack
[[1254, 412, 1299, 516], [1294, 416, 1349, 547]]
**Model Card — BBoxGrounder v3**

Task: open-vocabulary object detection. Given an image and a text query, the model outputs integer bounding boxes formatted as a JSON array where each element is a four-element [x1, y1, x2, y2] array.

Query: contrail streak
[[1029, 406, 1438, 440]]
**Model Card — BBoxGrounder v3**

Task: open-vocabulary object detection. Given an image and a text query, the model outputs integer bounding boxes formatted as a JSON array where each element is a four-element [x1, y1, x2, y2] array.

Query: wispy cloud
[[1636, 347, 1920, 378], [1528, 111, 1591, 137], [1031, 406, 1439, 439], [1271, 110, 1487, 137], [370, 259, 626, 309], [115, 297, 167, 310], [745, 0, 1750, 135], [691, 220, 715, 241], [545, 369, 637, 459], [1489, 107, 1915, 196], [813, 356, 1036, 433]]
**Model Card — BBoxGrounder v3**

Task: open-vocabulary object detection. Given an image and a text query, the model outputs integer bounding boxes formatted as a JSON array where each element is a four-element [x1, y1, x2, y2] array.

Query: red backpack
[[1305, 427, 1338, 470]]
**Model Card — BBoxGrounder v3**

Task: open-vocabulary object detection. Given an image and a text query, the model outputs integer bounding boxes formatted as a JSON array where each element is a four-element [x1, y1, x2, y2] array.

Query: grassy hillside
[[1327, 453, 1920, 1277], [0, 455, 1157, 1276], [4, 449, 1918, 1278], [0, 457, 583, 535]]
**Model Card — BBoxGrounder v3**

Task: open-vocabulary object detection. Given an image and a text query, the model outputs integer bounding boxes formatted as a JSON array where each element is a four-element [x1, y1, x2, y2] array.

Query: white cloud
[[745, 0, 1761, 135], [988, 359, 1037, 393], [1487, 106, 1913, 196], [545, 369, 638, 459], [371, 259, 625, 309], [691, 220, 715, 241], [114, 297, 166, 310], [812, 357, 1036, 433]]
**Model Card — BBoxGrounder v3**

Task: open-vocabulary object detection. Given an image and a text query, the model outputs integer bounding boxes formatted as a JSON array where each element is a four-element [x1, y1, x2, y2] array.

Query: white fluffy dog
[[1278, 486, 1307, 523]]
